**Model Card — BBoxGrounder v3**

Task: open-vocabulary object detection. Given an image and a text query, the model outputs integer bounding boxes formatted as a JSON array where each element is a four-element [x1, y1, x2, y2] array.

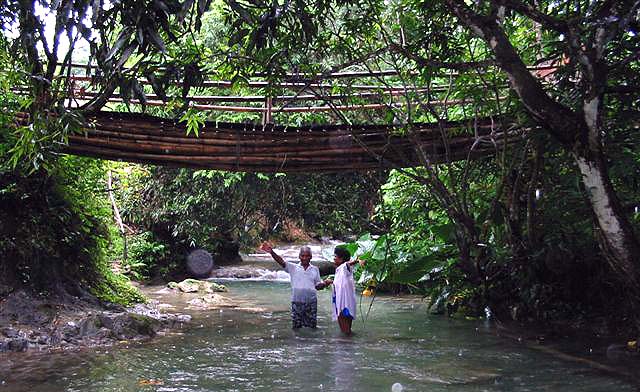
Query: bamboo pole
[[65, 145, 500, 172], [74, 88, 435, 103]]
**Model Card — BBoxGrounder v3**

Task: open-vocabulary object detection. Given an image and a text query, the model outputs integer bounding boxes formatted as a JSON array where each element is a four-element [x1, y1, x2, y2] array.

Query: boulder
[[216, 240, 242, 265], [176, 279, 200, 293], [167, 281, 179, 289], [175, 279, 227, 293], [205, 281, 228, 293], [187, 294, 234, 308]]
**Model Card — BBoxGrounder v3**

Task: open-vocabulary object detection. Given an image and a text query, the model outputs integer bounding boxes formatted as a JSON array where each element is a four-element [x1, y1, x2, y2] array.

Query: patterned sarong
[[291, 300, 317, 329]]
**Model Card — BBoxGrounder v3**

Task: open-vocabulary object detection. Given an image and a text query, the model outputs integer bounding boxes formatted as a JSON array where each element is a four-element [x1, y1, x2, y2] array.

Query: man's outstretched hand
[[261, 242, 285, 267], [316, 278, 333, 290]]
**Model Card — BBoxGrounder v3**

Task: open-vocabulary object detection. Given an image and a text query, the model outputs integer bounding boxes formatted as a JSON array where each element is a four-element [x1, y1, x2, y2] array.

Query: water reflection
[[329, 339, 356, 391]]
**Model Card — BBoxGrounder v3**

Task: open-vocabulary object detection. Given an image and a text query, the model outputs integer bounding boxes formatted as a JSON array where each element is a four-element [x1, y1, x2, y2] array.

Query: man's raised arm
[[260, 242, 285, 268]]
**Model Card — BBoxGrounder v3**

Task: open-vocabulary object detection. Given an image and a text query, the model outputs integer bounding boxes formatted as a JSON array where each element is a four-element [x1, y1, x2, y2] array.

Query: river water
[[1, 246, 638, 391]]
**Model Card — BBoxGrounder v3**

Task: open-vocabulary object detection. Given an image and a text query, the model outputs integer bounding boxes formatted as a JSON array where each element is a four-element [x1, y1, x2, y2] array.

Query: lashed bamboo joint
[[63, 111, 524, 172]]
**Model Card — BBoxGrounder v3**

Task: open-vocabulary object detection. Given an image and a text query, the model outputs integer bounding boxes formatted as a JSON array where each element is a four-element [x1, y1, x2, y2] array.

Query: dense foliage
[[0, 34, 142, 305], [347, 135, 640, 325], [0, 158, 144, 306], [113, 166, 383, 279]]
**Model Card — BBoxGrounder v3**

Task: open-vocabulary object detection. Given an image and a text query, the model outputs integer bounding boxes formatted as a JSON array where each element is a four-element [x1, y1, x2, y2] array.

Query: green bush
[[91, 261, 146, 306], [0, 151, 146, 306], [124, 232, 170, 281]]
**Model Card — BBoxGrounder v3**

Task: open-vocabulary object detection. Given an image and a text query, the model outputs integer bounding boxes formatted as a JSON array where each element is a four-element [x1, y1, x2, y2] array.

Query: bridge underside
[[62, 112, 523, 172]]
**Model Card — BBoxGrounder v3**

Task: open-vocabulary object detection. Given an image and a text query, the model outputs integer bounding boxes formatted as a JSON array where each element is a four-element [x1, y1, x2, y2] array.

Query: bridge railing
[[60, 62, 558, 125]]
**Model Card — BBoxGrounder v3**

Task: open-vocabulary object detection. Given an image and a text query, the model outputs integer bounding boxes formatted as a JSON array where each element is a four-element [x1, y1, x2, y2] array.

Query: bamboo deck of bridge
[[59, 111, 520, 172]]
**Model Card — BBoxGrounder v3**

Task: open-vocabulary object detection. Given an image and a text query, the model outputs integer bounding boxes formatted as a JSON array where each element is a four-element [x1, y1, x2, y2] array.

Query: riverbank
[[0, 287, 192, 353], [0, 277, 260, 353]]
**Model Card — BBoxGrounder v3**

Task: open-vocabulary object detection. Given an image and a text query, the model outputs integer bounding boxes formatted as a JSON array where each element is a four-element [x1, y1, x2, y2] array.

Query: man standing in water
[[260, 242, 331, 329]]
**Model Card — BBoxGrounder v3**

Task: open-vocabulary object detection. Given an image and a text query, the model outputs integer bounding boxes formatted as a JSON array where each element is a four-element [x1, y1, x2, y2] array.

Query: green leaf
[[179, 108, 206, 137], [431, 223, 455, 242]]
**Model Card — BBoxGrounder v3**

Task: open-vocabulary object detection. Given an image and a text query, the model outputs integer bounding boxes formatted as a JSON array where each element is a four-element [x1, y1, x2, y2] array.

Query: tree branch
[[499, 0, 568, 33], [444, 0, 579, 146], [390, 43, 496, 70]]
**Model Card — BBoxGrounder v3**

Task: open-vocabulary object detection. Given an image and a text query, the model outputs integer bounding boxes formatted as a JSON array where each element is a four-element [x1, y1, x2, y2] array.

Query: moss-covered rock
[[176, 279, 200, 293], [175, 279, 227, 293], [207, 282, 227, 293], [187, 294, 234, 308], [167, 281, 179, 289]]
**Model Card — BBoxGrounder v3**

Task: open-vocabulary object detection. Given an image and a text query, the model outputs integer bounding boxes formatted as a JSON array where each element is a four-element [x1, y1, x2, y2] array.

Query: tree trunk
[[451, 210, 484, 285], [576, 95, 640, 299], [443, 0, 640, 302], [454, 231, 483, 285], [108, 170, 128, 261], [573, 147, 640, 296]]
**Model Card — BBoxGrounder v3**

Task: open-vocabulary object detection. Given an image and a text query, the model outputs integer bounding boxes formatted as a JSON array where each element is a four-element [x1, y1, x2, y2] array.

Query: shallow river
[[1, 246, 638, 391]]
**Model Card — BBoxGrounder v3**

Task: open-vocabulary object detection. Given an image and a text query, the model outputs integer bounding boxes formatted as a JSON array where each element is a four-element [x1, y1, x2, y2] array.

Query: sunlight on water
[[0, 281, 637, 392]]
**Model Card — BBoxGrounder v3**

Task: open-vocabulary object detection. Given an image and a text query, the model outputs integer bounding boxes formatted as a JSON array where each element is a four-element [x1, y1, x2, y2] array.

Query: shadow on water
[[1, 280, 638, 392]]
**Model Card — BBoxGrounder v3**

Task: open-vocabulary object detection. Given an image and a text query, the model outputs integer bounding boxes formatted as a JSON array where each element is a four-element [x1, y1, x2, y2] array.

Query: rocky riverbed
[[0, 243, 339, 353], [0, 280, 233, 353]]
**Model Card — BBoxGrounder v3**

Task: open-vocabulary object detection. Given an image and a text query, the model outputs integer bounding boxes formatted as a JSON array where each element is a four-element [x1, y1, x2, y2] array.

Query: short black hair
[[334, 246, 351, 261]]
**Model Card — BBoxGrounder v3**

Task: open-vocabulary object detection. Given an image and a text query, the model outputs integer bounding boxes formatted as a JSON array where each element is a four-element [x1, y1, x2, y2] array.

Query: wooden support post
[[263, 97, 273, 125]]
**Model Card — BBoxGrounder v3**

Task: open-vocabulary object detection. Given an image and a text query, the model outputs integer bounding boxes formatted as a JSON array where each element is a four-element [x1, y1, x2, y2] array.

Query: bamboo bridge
[[38, 65, 548, 172], [64, 111, 522, 172]]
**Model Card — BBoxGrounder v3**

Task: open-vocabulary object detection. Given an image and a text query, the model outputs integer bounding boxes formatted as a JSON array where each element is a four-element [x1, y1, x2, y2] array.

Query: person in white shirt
[[260, 242, 331, 329], [324, 247, 364, 335]]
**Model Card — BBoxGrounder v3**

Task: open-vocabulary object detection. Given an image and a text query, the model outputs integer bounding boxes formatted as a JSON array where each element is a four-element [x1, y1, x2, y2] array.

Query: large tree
[[220, 0, 640, 300], [442, 0, 640, 298]]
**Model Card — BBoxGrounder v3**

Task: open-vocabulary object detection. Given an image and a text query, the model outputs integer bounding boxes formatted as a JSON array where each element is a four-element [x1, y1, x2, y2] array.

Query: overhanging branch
[[498, 0, 568, 33]]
